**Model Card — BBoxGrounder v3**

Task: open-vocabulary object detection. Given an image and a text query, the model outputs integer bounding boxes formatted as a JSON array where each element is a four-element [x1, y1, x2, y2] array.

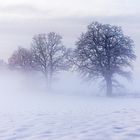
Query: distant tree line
[[8, 21, 136, 96]]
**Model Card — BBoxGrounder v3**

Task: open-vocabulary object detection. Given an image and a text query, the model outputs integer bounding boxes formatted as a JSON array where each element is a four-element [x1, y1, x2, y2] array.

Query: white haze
[[0, 68, 138, 98], [0, 69, 99, 96]]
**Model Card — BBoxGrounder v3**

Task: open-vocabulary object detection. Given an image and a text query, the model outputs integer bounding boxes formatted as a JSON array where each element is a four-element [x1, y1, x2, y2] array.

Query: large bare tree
[[74, 21, 136, 96], [31, 32, 69, 88]]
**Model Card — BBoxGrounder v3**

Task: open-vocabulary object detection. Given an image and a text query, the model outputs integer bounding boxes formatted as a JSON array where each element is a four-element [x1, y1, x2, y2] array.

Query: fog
[[0, 67, 138, 100], [0, 69, 99, 96]]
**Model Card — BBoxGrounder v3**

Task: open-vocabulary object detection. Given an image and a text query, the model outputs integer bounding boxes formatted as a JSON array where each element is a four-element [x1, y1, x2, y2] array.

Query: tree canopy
[[74, 21, 136, 95]]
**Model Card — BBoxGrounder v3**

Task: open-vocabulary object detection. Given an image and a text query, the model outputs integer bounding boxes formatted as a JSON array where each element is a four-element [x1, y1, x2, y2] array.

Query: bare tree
[[8, 47, 33, 71], [74, 21, 136, 96], [31, 32, 69, 88]]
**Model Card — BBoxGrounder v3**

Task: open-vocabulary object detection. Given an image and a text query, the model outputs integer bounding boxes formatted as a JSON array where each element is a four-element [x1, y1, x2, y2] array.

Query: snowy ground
[[0, 92, 140, 140], [0, 70, 140, 140]]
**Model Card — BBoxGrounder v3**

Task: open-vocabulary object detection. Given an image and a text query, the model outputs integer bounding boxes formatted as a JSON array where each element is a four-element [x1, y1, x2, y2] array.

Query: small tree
[[8, 47, 33, 71], [74, 21, 136, 96], [31, 32, 69, 88]]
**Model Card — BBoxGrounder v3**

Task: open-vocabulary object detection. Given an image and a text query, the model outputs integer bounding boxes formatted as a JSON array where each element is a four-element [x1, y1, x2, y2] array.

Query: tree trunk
[[105, 76, 113, 96], [45, 73, 49, 89], [48, 72, 52, 91], [44, 71, 52, 91]]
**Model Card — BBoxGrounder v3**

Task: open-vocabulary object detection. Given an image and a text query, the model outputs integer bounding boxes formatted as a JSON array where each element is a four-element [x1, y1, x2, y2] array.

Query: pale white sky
[[0, 0, 139, 61], [0, 0, 139, 19], [0, 0, 139, 91]]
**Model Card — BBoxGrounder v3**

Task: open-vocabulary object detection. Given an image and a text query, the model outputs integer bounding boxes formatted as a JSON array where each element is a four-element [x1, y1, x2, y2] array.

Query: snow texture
[[0, 92, 140, 140]]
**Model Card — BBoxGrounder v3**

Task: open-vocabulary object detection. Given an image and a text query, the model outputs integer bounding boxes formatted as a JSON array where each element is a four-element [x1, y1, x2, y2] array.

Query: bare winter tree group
[[9, 32, 70, 89], [8, 21, 136, 96]]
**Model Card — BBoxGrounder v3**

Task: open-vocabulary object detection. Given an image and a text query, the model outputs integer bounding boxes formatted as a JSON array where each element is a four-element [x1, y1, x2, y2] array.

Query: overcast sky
[[0, 0, 139, 91], [0, 0, 139, 58]]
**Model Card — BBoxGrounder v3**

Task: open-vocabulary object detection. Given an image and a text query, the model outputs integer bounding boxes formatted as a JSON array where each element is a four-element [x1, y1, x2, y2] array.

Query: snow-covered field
[[0, 70, 140, 140], [0, 92, 140, 140]]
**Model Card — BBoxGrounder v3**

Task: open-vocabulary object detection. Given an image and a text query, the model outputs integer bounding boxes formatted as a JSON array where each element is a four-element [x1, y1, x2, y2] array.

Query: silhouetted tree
[[74, 21, 136, 96], [31, 32, 69, 88], [8, 47, 33, 71]]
